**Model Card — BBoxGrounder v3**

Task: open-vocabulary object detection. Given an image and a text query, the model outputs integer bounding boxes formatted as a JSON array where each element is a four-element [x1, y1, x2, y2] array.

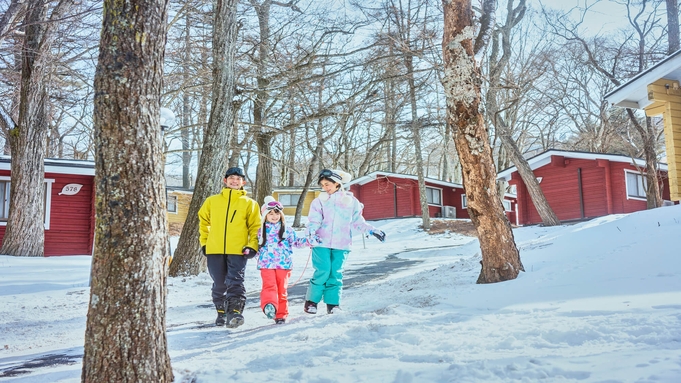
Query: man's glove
[[370, 229, 386, 242], [242, 247, 257, 259], [201, 246, 206, 256]]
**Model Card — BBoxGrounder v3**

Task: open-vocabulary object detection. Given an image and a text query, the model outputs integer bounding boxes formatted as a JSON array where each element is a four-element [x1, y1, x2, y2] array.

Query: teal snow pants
[[305, 247, 349, 305]]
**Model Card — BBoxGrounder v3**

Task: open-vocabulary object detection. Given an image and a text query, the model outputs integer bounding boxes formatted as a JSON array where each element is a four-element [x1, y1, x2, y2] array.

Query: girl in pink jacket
[[304, 169, 386, 315], [257, 196, 314, 324]]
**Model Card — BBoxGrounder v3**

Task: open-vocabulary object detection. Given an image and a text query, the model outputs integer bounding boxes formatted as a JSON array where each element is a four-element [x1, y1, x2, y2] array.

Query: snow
[[2, 205, 681, 382]]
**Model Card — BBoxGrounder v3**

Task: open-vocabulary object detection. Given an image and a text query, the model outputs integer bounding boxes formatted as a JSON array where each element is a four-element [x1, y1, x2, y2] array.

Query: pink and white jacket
[[306, 191, 375, 250], [256, 222, 310, 270]]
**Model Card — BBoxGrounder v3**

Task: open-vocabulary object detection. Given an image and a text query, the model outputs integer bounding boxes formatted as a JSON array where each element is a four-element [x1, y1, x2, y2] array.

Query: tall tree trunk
[[442, 0, 523, 283], [255, 131, 274, 203], [667, 0, 680, 54], [1, 0, 59, 257], [169, 0, 240, 277], [181, 11, 192, 189], [82, 0, 172, 380], [405, 53, 431, 230]]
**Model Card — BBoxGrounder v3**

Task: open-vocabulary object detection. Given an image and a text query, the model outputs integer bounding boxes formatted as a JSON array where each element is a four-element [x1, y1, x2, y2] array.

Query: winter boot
[[304, 300, 318, 314], [225, 297, 245, 328], [275, 318, 286, 325], [327, 304, 341, 314], [215, 304, 227, 326], [263, 303, 276, 319]]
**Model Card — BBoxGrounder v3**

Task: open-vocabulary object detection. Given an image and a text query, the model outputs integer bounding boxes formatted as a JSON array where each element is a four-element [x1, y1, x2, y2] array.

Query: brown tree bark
[[442, 0, 523, 283], [169, 0, 240, 277], [667, 0, 680, 54], [1, 0, 72, 257], [81, 0, 172, 381]]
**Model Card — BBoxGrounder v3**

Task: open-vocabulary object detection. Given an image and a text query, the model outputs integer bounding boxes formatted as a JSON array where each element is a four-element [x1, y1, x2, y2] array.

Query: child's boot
[[225, 297, 245, 328], [327, 304, 341, 314], [304, 300, 317, 314], [263, 303, 276, 319]]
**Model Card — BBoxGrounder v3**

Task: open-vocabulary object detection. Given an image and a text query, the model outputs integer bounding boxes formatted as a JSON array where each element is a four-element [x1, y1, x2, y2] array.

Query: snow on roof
[[496, 149, 668, 181], [347, 171, 464, 189], [0, 155, 95, 176], [604, 48, 681, 109]]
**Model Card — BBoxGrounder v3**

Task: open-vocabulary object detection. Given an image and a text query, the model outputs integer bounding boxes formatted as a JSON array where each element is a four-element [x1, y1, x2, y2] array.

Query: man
[[199, 167, 261, 328]]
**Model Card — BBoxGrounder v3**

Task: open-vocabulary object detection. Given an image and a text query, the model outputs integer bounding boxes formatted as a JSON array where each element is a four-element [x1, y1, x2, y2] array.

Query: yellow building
[[166, 186, 194, 235], [605, 49, 681, 201], [272, 187, 321, 216]]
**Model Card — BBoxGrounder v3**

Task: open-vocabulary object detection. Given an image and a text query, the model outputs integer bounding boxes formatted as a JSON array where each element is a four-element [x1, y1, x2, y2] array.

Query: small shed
[[604, 49, 681, 200], [166, 186, 194, 234], [272, 187, 320, 216], [346, 171, 471, 220], [497, 150, 673, 226], [0, 156, 95, 256]]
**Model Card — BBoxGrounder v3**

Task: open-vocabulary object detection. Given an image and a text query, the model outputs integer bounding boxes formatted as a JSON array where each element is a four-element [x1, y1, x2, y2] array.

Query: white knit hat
[[318, 169, 353, 204], [318, 169, 352, 187], [261, 196, 285, 227]]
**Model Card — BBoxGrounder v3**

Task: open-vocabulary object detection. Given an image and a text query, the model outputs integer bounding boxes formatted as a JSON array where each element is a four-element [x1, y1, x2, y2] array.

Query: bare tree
[[484, 0, 560, 226], [81, 0, 172, 380], [169, 0, 241, 277], [0, 0, 73, 256], [442, 0, 523, 283]]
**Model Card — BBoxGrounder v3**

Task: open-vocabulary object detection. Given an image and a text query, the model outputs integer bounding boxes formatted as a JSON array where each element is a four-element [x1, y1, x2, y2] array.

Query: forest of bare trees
[[1, 0, 677, 376], [1, 0, 672, 206]]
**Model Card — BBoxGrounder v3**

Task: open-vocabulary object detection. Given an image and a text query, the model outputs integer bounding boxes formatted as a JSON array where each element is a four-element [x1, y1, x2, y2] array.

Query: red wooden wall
[[510, 156, 672, 226], [0, 171, 95, 256], [350, 175, 469, 220]]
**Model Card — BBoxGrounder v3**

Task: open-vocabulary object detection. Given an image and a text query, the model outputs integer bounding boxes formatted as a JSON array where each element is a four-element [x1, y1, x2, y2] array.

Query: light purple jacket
[[306, 191, 375, 250]]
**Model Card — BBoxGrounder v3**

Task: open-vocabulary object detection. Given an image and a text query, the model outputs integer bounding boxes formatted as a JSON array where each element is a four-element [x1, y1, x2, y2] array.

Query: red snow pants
[[260, 269, 291, 319]]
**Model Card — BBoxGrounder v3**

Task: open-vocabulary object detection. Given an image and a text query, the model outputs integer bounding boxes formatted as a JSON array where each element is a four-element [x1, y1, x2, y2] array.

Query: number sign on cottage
[[59, 183, 83, 195]]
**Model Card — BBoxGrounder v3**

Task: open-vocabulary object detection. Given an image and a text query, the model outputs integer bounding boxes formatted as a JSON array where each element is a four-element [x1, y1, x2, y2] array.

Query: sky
[[1, 205, 681, 382]]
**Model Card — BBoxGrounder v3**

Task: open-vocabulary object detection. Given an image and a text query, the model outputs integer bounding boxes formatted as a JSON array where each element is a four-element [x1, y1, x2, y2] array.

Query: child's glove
[[201, 246, 206, 256], [369, 229, 386, 242], [308, 234, 321, 246], [242, 247, 257, 259]]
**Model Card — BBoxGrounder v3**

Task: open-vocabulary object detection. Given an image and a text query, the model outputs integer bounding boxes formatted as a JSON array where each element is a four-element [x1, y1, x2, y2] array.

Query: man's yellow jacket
[[198, 188, 261, 255]]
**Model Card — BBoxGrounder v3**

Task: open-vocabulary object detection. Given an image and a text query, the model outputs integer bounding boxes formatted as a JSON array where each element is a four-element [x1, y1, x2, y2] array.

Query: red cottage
[[497, 150, 674, 226], [346, 171, 517, 222], [0, 156, 95, 256]]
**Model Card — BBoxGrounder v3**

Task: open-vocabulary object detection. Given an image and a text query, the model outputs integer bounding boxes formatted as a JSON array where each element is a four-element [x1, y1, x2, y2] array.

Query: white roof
[[347, 171, 464, 189], [496, 150, 668, 181], [0, 155, 95, 176], [604, 49, 681, 109]]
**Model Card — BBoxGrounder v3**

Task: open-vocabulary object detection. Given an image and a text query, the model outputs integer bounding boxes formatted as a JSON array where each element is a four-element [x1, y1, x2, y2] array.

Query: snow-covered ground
[[1, 205, 681, 382]]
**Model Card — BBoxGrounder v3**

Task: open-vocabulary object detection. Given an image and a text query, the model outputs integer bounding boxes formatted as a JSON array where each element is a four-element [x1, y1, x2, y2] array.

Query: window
[[425, 187, 441, 205], [0, 177, 53, 228], [0, 180, 9, 220], [278, 193, 300, 206], [625, 171, 647, 199], [462, 194, 468, 208], [167, 195, 178, 213], [502, 200, 512, 212]]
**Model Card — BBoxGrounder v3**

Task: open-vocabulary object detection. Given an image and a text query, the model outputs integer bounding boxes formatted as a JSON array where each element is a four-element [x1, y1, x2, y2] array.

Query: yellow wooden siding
[[272, 190, 320, 216], [167, 191, 193, 224], [646, 78, 681, 200]]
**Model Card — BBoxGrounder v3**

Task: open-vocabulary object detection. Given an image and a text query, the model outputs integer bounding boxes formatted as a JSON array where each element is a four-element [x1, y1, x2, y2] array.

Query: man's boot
[[215, 303, 227, 326], [225, 297, 245, 328]]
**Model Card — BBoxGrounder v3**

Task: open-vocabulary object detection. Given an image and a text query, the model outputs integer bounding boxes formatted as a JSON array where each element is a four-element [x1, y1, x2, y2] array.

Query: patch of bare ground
[[427, 219, 478, 237]]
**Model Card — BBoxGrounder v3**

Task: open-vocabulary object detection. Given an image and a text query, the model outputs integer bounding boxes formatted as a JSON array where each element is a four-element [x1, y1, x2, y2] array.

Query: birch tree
[[82, 0, 172, 380], [442, 0, 523, 283]]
